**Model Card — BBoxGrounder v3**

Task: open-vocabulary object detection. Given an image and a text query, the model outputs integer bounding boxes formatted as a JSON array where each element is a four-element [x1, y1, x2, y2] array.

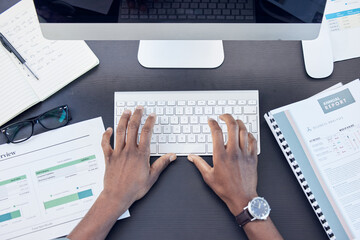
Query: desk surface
[[1, 1, 360, 239]]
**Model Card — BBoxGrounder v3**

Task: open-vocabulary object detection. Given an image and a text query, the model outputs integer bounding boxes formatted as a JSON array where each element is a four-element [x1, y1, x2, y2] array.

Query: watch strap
[[235, 208, 253, 227]]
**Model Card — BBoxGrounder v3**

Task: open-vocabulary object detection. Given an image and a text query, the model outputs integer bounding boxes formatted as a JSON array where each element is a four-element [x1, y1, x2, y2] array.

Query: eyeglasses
[[1, 105, 71, 144]]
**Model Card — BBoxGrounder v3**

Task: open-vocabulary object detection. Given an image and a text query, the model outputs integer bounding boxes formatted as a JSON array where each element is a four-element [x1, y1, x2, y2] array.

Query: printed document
[[0, 117, 129, 240], [325, 0, 360, 61], [278, 80, 360, 239]]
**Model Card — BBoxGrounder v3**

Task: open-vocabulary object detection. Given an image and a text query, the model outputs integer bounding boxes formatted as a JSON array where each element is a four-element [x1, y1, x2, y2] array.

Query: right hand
[[187, 114, 258, 216]]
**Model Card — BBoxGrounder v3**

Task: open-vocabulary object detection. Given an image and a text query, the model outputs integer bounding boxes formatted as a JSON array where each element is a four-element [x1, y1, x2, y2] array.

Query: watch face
[[248, 197, 271, 220]]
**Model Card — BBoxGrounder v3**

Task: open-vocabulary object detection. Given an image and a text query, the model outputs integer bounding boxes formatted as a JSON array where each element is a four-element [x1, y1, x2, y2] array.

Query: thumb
[[150, 153, 177, 184], [101, 127, 113, 165], [188, 154, 212, 180]]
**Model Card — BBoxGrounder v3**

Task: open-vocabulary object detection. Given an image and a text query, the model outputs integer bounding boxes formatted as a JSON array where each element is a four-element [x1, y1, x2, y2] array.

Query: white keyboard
[[114, 91, 260, 156]]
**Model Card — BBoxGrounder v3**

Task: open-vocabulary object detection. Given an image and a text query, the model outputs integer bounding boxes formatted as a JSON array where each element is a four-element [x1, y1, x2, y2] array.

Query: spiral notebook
[[265, 79, 360, 240], [0, 0, 99, 127]]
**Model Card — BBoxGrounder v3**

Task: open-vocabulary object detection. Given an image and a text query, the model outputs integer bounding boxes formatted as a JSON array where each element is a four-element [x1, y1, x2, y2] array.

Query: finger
[[236, 120, 249, 151], [116, 109, 131, 150], [139, 113, 156, 151], [208, 118, 225, 153], [101, 127, 113, 165], [150, 153, 177, 184], [219, 114, 239, 150], [248, 132, 257, 156], [187, 154, 212, 181], [126, 106, 144, 147]]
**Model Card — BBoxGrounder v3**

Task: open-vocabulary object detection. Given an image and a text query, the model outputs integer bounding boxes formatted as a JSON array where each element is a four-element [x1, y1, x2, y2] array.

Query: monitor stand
[[138, 40, 224, 68]]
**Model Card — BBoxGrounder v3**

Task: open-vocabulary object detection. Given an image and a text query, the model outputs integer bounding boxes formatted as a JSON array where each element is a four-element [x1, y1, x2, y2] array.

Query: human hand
[[101, 106, 177, 211], [188, 114, 258, 216]]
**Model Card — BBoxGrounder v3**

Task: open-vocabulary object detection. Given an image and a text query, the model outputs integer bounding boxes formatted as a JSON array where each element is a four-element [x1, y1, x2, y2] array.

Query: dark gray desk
[[1, 2, 360, 240]]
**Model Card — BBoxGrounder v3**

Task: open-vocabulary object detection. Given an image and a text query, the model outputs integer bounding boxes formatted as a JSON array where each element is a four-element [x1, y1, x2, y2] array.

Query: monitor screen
[[34, 0, 326, 24]]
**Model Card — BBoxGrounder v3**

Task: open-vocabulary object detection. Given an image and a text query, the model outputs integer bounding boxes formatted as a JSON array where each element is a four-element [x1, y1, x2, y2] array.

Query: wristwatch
[[235, 197, 271, 227]]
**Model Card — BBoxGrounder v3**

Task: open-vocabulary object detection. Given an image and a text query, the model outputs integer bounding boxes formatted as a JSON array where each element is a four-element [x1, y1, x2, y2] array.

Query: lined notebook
[[0, 0, 99, 127], [265, 79, 360, 240]]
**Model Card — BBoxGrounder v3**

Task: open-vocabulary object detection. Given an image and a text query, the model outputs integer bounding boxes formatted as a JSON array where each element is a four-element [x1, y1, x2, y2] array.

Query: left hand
[[101, 106, 177, 211]]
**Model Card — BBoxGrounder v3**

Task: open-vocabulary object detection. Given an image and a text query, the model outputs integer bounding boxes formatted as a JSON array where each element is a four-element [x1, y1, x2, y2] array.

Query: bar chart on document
[[0, 118, 116, 240]]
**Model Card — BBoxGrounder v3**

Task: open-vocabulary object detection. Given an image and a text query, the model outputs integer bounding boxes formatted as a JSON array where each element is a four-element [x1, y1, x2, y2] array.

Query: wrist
[[227, 193, 258, 216], [99, 190, 134, 216]]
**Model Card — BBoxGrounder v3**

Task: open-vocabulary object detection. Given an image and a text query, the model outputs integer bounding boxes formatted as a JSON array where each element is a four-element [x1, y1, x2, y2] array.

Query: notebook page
[[0, 48, 38, 127], [0, 0, 99, 101]]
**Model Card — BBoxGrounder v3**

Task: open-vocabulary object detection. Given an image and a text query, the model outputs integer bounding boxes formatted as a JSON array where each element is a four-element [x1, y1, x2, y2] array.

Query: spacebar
[[158, 144, 206, 154]]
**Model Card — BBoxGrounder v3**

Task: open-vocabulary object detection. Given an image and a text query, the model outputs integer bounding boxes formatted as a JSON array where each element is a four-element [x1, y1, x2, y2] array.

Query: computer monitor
[[33, 0, 327, 68]]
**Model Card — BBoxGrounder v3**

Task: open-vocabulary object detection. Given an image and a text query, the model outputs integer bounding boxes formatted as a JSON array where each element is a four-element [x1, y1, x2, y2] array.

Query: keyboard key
[[224, 106, 232, 114], [168, 100, 176, 106], [170, 116, 179, 124], [160, 116, 169, 124], [185, 107, 193, 115], [188, 135, 196, 143], [200, 116, 208, 124], [193, 125, 201, 133], [183, 125, 191, 133], [150, 144, 157, 154], [204, 106, 213, 114], [190, 116, 198, 124], [208, 100, 216, 105], [159, 144, 206, 154], [164, 125, 172, 134], [207, 144, 213, 153], [178, 100, 186, 106], [159, 135, 167, 143], [228, 100, 236, 105], [169, 135, 176, 143], [127, 101, 135, 106], [188, 100, 196, 106], [198, 135, 206, 143], [117, 101, 125, 107], [243, 106, 257, 114], [234, 106, 242, 114], [214, 106, 222, 114], [166, 107, 174, 115], [154, 125, 161, 134], [194, 107, 203, 115], [207, 135, 213, 143], [173, 125, 181, 134], [177, 135, 186, 143], [176, 107, 184, 115], [197, 100, 206, 106], [248, 100, 257, 105], [238, 100, 246, 105], [156, 107, 164, 115], [202, 125, 211, 133], [180, 116, 188, 124], [151, 135, 157, 143]]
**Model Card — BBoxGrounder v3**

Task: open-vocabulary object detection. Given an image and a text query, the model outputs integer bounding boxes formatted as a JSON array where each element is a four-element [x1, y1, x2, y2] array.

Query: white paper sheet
[[325, 0, 360, 62], [280, 80, 360, 239], [0, 117, 129, 240]]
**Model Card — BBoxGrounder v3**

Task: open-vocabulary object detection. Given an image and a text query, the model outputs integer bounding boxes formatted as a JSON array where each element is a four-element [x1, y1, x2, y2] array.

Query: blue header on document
[[326, 8, 360, 20]]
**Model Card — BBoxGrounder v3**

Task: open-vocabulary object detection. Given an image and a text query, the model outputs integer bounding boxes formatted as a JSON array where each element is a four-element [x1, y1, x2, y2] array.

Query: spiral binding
[[266, 113, 335, 240]]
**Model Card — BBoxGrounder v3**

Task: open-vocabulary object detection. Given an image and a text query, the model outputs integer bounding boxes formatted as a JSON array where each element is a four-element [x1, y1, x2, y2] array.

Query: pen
[[0, 32, 39, 80]]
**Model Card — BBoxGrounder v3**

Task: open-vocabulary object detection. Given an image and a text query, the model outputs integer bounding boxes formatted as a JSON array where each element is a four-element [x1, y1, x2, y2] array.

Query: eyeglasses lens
[[39, 107, 68, 129], [5, 121, 33, 143]]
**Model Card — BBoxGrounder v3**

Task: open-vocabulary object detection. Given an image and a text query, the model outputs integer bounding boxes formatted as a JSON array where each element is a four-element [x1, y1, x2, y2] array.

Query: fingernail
[[169, 154, 177, 162], [208, 118, 215, 122], [106, 127, 112, 131], [149, 112, 156, 117], [136, 105, 144, 110], [123, 109, 131, 115], [187, 155, 193, 162]]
